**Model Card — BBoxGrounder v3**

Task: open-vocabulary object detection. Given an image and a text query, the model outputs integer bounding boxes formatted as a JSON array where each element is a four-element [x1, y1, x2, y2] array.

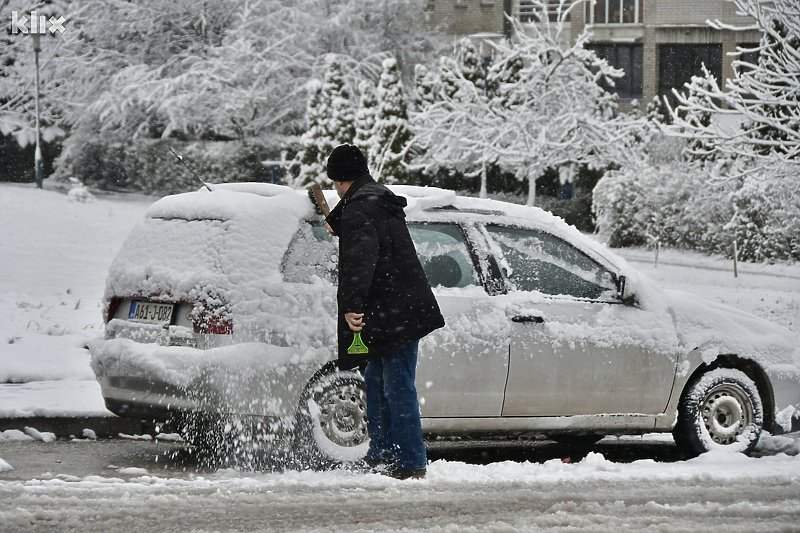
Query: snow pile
[[0, 429, 33, 442], [23, 427, 57, 443], [0, 427, 56, 443], [117, 467, 149, 476], [155, 433, 183, 442], [118, 433, 152, 441], [754, 432, 800, 456], [0, 457, 12, 473], [66, 178, 95, 203]]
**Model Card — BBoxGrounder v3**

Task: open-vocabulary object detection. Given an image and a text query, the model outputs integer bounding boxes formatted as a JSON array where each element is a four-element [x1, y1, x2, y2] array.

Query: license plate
[[128, 301, 174, 324]]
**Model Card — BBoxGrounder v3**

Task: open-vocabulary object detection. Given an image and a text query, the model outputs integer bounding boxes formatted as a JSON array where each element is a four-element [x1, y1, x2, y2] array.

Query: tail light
[[105, 297, 122, 323], [192, 304, 233, 335]]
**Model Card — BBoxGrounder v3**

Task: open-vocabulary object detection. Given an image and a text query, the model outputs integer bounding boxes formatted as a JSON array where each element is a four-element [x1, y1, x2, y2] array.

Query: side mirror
[[616, 274, 637, 306]]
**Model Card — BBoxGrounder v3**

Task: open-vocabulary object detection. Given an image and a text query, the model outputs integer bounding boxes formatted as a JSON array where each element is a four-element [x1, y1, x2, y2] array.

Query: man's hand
[[345, 312, 365, 332]]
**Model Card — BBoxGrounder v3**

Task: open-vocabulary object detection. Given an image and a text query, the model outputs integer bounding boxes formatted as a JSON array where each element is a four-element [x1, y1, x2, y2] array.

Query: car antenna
[[168, 147, 214, 192]]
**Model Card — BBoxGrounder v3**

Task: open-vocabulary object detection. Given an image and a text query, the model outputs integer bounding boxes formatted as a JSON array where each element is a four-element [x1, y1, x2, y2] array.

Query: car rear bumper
[[89, 337, 326, 422]]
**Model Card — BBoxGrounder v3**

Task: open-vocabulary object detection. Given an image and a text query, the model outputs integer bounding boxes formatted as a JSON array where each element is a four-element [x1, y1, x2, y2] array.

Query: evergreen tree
[[486, 52, 524, 109], [438, 57, 462, 101], [413, 64, 439, 111], [291, 80, 327, 187], [370, 57, 412, 183], [321, 55, 356, 156], [456, 38, 484, 90], [354, 81, 378, 164]]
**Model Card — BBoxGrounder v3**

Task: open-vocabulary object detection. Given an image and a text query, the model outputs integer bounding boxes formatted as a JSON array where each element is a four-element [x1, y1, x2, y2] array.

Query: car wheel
[[673, 368, 763, 458], [294, 370, 369, 467]]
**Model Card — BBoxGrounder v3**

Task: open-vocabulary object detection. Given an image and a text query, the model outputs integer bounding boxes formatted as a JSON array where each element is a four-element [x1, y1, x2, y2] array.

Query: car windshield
[[484, 224, 617, 300]]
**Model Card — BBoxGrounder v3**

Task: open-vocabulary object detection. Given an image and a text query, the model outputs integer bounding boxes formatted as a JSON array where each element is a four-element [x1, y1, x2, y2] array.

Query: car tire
[[293, 369, 370, 468], [673, 368, 763, 458]]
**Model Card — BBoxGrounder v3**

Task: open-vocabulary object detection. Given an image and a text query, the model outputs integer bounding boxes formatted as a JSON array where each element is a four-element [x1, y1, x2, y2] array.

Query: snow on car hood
[[665, 289, 800, 378]]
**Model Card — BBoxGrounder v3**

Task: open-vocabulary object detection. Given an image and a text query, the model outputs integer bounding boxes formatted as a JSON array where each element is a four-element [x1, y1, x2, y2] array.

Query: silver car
[[89, 183, 800, 461]]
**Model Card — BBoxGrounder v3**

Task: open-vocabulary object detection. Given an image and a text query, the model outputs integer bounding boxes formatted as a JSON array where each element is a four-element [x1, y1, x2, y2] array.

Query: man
[[324, 144, 445, 480]]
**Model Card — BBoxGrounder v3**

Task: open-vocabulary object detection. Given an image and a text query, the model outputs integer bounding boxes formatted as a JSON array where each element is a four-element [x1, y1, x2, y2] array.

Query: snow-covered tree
[[320, 55, 356, 157], [2, 0, 443, 153], [414, 3, 642, 205], [290, 80, 328, 187], [370, 57, 412, 183], [354, 81, 378, 162], [668, 0, 800, 163], [413, 64, 439, 111], [456, 38, 484, 89]]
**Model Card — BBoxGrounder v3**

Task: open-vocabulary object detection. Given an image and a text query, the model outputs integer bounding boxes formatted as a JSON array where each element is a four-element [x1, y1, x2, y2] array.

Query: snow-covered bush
[[66, 178, 95, 203], [724, 162, 800, 262], [66, 139, 277, 194], [594, 131, 800, 262]]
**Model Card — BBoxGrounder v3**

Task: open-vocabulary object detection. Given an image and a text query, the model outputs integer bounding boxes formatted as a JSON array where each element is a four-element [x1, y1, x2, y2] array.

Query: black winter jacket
[[326, 177, 445, 369]]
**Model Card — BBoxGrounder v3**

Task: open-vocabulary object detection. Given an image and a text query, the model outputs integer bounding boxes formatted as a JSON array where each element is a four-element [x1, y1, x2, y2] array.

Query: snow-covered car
[[89, 183, 800, 461]]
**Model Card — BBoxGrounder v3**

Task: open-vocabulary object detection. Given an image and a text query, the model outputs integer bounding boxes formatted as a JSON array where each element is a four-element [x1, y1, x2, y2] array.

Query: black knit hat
[[326, 144, 371, 182]]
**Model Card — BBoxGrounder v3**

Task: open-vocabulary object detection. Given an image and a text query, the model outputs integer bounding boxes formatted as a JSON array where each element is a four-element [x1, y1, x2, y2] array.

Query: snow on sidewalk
[[0, 380, 110, 418]]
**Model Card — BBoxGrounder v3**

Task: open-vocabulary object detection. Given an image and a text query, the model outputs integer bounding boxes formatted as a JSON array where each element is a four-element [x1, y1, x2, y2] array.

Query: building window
[[658, 44, 723, 106], [585, 0, 642, 24], [587, 43, 643, 99], [735, 43, 760, 73], [518, 0, 570, 23]]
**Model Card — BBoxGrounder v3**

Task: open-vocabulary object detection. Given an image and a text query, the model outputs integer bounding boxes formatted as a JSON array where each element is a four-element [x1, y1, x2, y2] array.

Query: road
[[1, 437, 799, 532]]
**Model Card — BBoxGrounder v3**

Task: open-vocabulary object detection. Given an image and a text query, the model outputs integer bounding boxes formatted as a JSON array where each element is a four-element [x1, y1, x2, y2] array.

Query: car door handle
[[511, 315, 544, 323]]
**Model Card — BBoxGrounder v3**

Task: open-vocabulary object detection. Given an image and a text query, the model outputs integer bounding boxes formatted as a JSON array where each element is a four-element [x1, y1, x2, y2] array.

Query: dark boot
[[385, 466, 426, 480]]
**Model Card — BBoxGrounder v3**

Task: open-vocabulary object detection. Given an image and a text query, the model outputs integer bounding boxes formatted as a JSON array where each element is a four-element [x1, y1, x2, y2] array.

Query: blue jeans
[[364, 339, 427, 471]]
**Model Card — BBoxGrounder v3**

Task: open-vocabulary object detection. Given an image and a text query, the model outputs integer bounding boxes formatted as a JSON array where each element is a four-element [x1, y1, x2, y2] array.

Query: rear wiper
[[168, 147, 214, 192]]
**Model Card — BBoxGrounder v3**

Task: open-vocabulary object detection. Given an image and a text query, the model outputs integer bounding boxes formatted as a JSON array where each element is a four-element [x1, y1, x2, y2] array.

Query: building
[[423, 0, 760, 107]]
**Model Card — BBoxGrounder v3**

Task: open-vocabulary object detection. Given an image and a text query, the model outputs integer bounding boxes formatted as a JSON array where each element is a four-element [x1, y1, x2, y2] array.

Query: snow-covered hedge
[[593, 154, 800, 262], [63, 139, 277, 194]]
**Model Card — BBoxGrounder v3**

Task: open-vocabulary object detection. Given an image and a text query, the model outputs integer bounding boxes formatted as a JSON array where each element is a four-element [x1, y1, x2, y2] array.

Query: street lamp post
[[32, 32, 44, 189]]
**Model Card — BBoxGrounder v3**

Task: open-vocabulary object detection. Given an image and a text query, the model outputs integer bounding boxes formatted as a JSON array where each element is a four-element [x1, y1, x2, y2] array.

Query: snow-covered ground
[[0, 183, 152, 417], [612, 245, 800, 333], [0, 442, 798, 532], [2, 182, 799, 418]]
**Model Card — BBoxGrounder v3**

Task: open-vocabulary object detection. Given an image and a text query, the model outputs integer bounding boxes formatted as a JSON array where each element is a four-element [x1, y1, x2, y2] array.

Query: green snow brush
[[347, 331, 369, 355]]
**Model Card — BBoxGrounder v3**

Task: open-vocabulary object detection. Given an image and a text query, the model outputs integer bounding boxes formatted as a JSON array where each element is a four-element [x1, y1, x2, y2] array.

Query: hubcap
[[700, 383, 753, 445], [316, 381, 368, 448]]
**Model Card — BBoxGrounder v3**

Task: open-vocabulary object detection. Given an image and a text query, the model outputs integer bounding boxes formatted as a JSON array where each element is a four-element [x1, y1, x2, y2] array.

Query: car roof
[[145, 182, 634, 281]]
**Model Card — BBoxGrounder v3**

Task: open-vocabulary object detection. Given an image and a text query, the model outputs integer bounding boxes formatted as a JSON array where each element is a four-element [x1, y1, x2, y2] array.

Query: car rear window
[[282, 221, 338, 284], [111, 217, 228, 283]]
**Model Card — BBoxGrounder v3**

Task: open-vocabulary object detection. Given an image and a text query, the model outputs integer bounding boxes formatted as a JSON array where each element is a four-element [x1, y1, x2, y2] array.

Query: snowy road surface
[[1, 438, 799, 532]]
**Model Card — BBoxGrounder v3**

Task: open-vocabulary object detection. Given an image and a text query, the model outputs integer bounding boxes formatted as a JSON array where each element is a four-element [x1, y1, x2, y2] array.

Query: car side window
[[408, 223, 479, 288], [282, 221, 338, 284], [485, 225, 617, 300]]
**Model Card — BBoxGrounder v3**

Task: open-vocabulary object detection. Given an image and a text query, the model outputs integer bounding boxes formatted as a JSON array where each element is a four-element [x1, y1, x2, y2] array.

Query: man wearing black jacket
[[324, 144, 445, 480]]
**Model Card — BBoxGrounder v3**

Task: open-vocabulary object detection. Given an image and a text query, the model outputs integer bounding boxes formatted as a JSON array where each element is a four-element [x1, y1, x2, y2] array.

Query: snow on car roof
[[141, 182, 651, 305]]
